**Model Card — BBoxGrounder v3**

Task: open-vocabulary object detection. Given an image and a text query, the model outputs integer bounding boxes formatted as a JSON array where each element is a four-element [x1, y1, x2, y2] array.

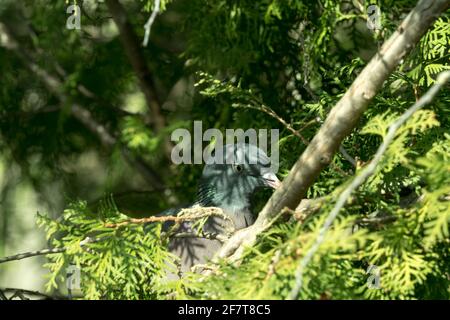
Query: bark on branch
[[288, 70, 450, 299], [104, 207, 230, 228], [105, 0, 166, 134], [214, 0, 450, 262]]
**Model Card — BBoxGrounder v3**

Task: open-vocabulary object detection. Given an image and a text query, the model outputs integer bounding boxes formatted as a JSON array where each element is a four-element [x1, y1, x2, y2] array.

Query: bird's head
[[196, 143, 281, 213]]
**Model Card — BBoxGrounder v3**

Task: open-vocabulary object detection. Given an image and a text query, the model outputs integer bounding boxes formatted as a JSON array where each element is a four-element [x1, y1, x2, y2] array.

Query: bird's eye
[[234, 164, 244, 173]]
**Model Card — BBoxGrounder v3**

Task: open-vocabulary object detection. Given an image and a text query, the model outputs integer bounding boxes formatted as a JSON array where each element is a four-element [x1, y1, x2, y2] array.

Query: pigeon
[[163, 143, 281, 275]]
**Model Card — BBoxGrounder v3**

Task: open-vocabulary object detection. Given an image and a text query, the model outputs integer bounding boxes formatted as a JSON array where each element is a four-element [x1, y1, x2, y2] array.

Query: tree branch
[[277, 111, 356, 170], [103, 206, 231, 228], [0, 21, 165, 189], [0, 287, 65, 300], [142, 0, 161, 47], [104, 0, 167, 135], [172, 231, 229, 243], [239, 100, 354, 173], [213, 0, 449, 263], [0, 236, 99, 264], [288, 70, 450, 299], [0, 207, 230, 264]]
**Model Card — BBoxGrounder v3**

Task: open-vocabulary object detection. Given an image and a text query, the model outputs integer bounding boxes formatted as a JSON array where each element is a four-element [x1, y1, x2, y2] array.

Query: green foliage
[[409, 17, 450, 86], [184, 104, 450, 300], [37, 201, 180, 299], [121, 116, 159, 153], [1, 0, 449, 300], [141, 0, 173, 12]]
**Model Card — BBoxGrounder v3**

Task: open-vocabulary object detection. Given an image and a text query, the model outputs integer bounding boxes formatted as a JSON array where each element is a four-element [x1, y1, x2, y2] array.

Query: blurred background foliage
[[0, 0, 448, 298]]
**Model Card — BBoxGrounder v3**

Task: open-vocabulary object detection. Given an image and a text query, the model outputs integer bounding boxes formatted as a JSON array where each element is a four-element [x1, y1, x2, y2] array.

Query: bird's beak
[[262, 172, 282, 189]]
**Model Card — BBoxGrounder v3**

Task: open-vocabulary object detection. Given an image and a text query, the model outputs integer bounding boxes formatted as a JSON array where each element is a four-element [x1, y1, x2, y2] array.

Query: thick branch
[[288, 70, 450, 299], [242, 102, 356, 170], [214, 0, 449, 262]]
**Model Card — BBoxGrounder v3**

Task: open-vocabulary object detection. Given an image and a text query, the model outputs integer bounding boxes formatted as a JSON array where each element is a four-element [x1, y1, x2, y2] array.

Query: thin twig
[[242, 102, 354, 173], [104, 207, 229, 228], [264, 249, 282, 281], [172, 232, 229, 243], [142, 0, 160, 47], [0, 287, 65, 300], [0, 237, 99, 264], [287, 70, 450, 300], [240, 101, 309, 145], [355, 215, 397, 225], [212, 0, 448, 266], [339, 145, 357, 167], [0, 208, 230, 264], [104, 215, 185, 228], [0, 247, 65, 264]]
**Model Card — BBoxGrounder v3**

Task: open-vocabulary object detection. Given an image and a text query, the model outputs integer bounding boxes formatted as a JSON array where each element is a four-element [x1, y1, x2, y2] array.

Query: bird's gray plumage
[[161, 143, 280, 275]]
